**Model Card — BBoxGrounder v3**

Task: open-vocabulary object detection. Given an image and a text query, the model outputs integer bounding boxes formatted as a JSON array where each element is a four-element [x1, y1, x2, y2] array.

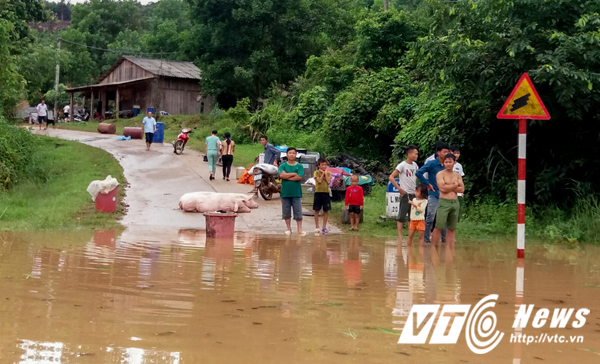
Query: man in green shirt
[[279, 147, 305, 236]]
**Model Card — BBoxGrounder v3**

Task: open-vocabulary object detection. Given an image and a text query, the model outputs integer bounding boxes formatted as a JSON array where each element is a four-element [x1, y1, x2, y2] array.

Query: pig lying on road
[[183, 192, 258, 208], [179, 192, 257, 213]]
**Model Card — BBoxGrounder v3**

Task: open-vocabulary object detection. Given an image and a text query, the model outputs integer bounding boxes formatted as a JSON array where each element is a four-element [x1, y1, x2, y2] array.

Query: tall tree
[[184, 0, 360, 107]]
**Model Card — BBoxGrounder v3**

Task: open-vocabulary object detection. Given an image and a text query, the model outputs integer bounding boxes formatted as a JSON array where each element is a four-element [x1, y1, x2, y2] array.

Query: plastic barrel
[[95, 186, 118, 213], [152, 122, 164, 143], [97, 123, 116, 134], [147, 107, 155, 114], [123, 127, 143, 139], [235, 167, 246, 179]]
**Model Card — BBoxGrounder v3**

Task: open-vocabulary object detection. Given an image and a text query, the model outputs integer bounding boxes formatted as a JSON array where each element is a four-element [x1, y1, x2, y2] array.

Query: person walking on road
[[142, 112, 157, 151], [416, 143, 450, 243], [279, 147, 305, 236], [205, 130, 221, 180], [221, 132, 235, 181], [36, 100, 48, 131], [388, 145, 419, 242]]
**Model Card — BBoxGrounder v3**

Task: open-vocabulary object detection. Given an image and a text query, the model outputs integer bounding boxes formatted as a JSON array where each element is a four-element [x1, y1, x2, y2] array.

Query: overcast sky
[[52, 0, 159, 4]]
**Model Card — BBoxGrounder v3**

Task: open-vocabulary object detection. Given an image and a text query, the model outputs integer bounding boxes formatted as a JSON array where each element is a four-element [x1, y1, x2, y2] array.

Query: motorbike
[[72, 107, 90, 122], [173, 128, 193, 155], [249, 163, 281, 200]]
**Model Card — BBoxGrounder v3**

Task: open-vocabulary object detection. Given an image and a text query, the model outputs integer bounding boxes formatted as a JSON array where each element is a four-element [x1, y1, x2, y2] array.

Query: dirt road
[[35, 128, 339, 236]]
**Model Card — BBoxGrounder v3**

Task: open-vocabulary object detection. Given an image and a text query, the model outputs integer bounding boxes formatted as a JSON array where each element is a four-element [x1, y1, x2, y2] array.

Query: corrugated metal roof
[[123, 56, 201, 80], [97, 56, 201, 83]]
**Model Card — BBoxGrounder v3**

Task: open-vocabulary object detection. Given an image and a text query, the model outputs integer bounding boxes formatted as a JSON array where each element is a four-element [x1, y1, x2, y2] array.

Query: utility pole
[[384, 0, 389, 11], [54, 38, 60, 122]]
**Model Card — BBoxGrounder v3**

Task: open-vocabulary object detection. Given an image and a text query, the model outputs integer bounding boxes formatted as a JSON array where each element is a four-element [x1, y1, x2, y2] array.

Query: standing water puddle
[[1, 230, 599, 363]]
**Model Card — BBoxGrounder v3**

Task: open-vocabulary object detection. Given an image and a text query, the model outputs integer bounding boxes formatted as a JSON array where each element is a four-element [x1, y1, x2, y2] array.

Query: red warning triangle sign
[[497, 73, 551, 120]]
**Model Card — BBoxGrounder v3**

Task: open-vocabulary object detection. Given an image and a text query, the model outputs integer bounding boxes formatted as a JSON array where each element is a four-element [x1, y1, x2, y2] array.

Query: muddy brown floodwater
[[1, 231, 600, 363]]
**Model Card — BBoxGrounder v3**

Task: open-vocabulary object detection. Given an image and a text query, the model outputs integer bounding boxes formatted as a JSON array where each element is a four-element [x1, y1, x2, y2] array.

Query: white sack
[[249, 163, 278, 175], [87, 175, 119, 202]]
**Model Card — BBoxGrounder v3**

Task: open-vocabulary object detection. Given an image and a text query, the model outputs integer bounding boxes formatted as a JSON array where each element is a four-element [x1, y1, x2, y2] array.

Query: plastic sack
[[249, 163, 278, 175], [116, 135, 131, 141], [306, 178, 316, 185], [87, 175, 119, 202]]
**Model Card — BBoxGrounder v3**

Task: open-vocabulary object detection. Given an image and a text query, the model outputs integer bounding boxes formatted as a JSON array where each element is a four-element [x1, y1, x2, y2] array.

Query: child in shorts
[[313, 158, 332, 234], [345, 175, 364, 231], [407, 183, 429, 246]]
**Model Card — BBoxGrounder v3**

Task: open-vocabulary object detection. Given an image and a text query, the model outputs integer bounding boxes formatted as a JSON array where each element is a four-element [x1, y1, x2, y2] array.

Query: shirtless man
[[431, 153, 464, 247]]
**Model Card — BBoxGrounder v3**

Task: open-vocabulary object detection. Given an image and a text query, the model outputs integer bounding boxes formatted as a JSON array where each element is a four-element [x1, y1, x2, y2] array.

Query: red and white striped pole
[[513, 257, 525, 364], [517, 119, 526, 258]]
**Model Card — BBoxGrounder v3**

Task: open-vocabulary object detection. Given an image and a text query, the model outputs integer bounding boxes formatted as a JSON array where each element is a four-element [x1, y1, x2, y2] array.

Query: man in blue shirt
[[142, 111, 157, 151], [416, 143, 450, 243], [260, 135, 281, 165], [252, 135, 281, 194]]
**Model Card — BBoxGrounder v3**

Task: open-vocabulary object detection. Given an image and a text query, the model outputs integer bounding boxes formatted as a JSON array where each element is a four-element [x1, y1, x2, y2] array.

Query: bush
[[0, 115, 46, 191]]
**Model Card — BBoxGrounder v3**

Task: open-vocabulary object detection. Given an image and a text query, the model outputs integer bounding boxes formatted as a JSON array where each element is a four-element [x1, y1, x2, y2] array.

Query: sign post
[[496, 73, 551, 258], [497, 73, 550, 364]]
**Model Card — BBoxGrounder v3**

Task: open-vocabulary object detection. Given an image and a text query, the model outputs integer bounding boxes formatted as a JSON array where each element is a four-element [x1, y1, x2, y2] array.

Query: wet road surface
[[1, 231, 599, 363], [32, 128, 339, 235]]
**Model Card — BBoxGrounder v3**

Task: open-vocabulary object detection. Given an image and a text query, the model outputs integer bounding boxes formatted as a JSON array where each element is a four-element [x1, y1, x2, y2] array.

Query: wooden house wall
[[99, 60, 155, 85], [158, 78, 203, 115], [117, 83, 154, 112]]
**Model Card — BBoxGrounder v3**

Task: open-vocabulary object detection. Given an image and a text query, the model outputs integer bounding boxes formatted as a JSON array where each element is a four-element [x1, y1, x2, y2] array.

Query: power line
[[58, 37, 176, 55]]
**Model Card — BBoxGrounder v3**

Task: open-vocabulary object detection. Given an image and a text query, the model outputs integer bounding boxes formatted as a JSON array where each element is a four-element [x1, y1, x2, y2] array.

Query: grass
[[329, 184, 402, 237], [0, 136, 126, 230], [56, 114, 264, 169], [327, 183, 520, 239]]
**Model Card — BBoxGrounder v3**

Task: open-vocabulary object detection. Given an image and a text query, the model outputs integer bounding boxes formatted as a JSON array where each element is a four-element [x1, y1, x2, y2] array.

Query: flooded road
[[1, 231, 599, 363]]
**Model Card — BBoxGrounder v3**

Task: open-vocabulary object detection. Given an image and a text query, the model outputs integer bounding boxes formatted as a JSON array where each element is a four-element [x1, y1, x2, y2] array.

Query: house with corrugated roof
[[66, 56, 214, 120]]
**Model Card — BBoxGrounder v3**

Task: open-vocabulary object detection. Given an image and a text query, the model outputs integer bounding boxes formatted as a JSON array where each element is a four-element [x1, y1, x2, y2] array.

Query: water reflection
[[19, 340, 62, 364], [18, 339, 181, 364], [0, 230, 599, 364]]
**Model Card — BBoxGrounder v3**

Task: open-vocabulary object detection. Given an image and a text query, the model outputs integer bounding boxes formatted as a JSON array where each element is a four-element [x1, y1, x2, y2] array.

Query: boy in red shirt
[[345, 175, 364, 231]]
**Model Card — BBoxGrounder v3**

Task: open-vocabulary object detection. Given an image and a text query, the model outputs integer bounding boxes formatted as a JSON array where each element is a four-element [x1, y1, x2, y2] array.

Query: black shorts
[[145, 132, 154, 143], [348, 205, 361, 214], [38, 115, 47, 124], [313, 192, 331, 212], [396, 193, 415, 223]]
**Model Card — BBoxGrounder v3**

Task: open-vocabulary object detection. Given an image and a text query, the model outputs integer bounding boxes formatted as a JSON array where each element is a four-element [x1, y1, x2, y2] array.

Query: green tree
[[67, 0, 143, 71], [325, 67, 411, 159], [184, 0, 362, 106], [407, 0, 600, 203], [353, 9, 420, 69]]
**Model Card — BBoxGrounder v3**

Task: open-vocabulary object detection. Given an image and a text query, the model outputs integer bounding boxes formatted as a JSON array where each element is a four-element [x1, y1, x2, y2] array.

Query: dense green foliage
[[1, 0, 599, 241], [0, 116, 46, 191]]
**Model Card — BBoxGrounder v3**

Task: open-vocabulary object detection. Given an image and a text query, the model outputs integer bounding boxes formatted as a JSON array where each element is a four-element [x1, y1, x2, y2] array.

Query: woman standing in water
[[221, 132, 235, 181]]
